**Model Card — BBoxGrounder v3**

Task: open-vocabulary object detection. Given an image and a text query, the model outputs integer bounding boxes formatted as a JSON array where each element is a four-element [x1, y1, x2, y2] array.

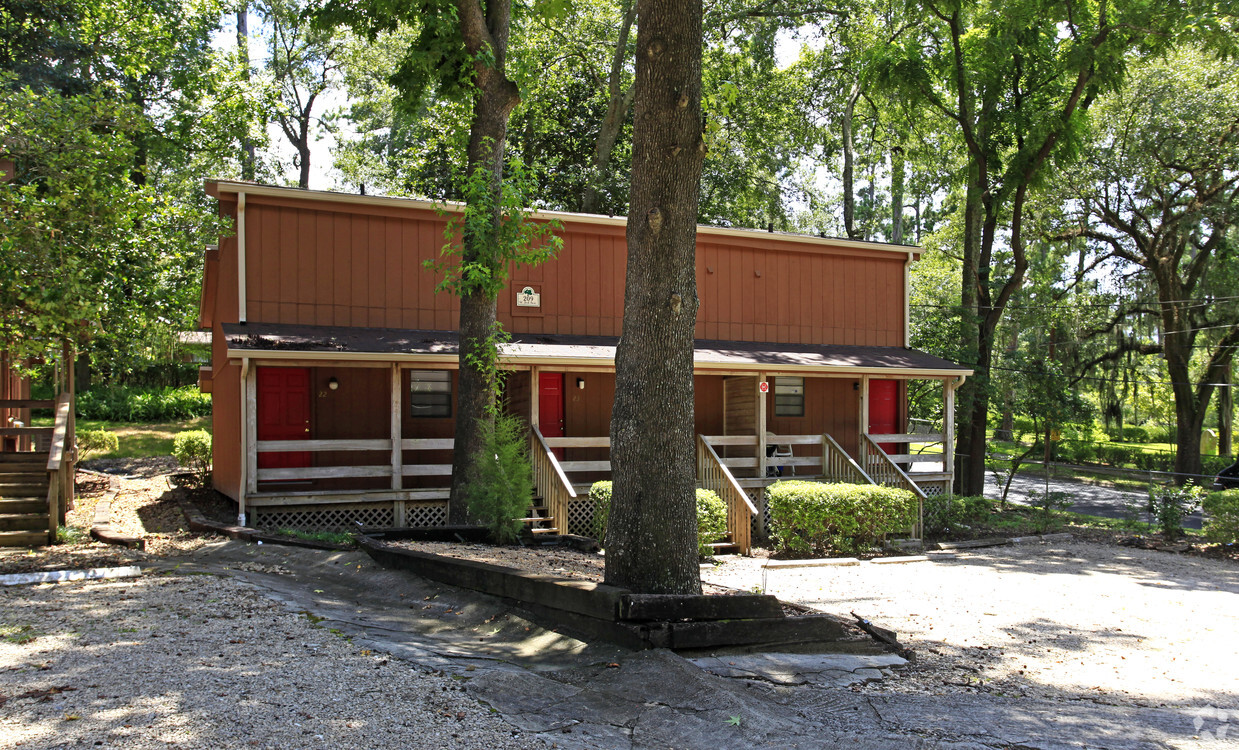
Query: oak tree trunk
[[237, 3, 256, 181], [604, 0, 704, 595], [446, 0, 521, 524]]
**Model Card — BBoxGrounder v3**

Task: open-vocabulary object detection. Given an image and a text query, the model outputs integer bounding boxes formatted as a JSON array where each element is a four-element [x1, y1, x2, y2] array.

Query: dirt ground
[[5, 461, 1237, 715]]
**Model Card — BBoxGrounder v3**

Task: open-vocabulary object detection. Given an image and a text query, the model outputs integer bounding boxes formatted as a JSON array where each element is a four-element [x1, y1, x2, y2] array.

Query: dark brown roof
[[221, 323, 971, 376]]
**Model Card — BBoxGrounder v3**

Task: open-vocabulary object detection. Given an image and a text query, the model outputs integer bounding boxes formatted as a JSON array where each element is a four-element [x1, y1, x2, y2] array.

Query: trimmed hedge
[[588, 481, 728, 558], [1203, 490, 1239, 544], [76, 429, 119, 458], [767, 480, 918, 556], [172, 429, 212, 485], [76, 385, 211, 422]]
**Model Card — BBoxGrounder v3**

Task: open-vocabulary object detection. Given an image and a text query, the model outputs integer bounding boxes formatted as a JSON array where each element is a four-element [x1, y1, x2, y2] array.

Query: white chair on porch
[[765, 432, 794, 477]]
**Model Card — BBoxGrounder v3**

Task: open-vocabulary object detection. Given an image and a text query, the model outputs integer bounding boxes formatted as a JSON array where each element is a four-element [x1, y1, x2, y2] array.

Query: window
[[409, 370, 452, 417], [773, 376, 804, 417]]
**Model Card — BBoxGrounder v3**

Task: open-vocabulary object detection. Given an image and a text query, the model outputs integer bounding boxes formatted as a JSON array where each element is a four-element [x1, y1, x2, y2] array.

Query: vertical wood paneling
[[278, 208, 297, 319], [314, 211, 332, 325]]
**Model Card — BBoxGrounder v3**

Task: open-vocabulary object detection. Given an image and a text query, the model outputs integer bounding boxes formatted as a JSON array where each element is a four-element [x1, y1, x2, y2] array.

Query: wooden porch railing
[[697, 435, 757, 554], [253, 438, 453, 484], [0, 398, 55, 452], [821, 433, 873, 485], [543, 436, 611, 480], [861, 433, 926, 537], [45, 394, 73, 543], [530, 426, 575, 538]]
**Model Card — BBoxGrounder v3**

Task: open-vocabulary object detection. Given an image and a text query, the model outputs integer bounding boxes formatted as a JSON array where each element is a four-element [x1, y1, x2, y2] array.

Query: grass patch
[[274, 528, 355, 546], [32, 416, 212, 459], [56, 525, 90, 545]]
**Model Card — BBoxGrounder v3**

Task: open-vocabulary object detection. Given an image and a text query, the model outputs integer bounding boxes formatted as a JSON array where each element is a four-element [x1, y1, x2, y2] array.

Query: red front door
[[539, 373, 565, 458], [868, 379, 898, 454], [257, 367, 311, 474]]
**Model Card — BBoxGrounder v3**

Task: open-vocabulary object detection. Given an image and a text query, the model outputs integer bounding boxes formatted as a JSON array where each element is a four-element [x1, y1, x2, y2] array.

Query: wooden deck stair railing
[[864, 431, 951, 494], [529, 426, 574, 536], [0, 395, 70, 547], [821, 433, 874, 485], [697, 435, 758, 554], [861, 433, 926, 538]]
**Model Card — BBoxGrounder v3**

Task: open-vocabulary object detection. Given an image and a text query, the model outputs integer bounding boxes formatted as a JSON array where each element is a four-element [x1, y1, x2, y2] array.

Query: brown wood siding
[[401, 368, 458, 489], [210, 357, 241, 501], [693, 375, 725, 436], [230, 192, 907, 347], [310, 366, 390, 491], [766, 377, 860, 459], [723, 376, 756, 437], [503, 371, 532, 424]]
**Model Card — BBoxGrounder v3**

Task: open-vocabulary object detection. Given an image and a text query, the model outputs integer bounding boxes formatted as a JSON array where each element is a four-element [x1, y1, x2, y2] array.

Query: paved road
[[984, 471, 1204, 530], [161, 541, 1220, 750]]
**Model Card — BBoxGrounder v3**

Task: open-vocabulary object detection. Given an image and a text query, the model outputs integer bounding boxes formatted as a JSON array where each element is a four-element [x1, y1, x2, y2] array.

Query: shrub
[[1203, 490, 1239, 544], [76, 385, 211, 422], [589, 480, 613, 543], [172, 429, 212, 485], [1146, 483, 1205, 539], [696, 489, 728, 558], [463, 414, 534, 544], [76, 429, 119, 459], [766, 481, 918, 557], [589, 481, 729, 558], [923, 495, 993, 538]]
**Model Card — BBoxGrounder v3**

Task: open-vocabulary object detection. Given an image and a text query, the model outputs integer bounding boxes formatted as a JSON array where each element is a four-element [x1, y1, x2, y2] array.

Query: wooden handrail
[[46, 396, 71, 471], [861, 433, 927, 501], [867, 433, 945, 444], [543, 436, 610, 448], [530, 426, 577, 537], [697, 434, 755, 555], [531, 427, 577, 499], [821, 433, 873, 485], [257, 438, 392, 452], [701, 435, 758, 446], [0, 399, 54, 409]]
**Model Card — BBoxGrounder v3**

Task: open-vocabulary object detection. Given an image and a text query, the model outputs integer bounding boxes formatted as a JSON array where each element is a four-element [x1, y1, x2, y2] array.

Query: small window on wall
[[773, 376, 805, 417], [410, 370, 452, 417]]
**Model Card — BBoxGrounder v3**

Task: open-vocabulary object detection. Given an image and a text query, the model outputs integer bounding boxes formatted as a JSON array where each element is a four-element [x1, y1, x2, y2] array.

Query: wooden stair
[[519, 497, 559, 535], [703, 534, 739, 556], [0, 452, 51, 547]]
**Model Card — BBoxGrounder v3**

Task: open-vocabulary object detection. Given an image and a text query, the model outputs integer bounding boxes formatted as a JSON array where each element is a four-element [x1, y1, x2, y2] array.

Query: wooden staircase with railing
[[0, 452, 52, 547], [518, 495, 559, 535]]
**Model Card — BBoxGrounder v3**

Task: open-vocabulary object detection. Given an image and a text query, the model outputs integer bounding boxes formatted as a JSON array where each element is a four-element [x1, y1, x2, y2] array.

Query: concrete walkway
[[985, 471, 1205, 530], [161, 540, 1219, 749]]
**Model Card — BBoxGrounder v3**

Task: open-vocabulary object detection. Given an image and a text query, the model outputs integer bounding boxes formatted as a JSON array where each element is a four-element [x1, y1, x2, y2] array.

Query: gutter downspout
[[237, 192, 247, 323]]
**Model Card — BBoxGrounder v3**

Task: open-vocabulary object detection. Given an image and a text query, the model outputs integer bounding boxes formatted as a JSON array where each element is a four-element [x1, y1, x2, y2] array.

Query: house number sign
[[517, 286, 541, 308]]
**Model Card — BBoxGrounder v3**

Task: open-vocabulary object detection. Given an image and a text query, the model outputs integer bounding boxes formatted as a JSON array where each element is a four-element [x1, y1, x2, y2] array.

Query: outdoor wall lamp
[[576, 377, 586, 390], [328, 377, 339, 391]]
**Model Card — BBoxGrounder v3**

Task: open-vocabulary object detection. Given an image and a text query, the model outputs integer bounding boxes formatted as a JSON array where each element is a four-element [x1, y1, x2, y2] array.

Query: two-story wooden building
[[198, 180, 970, 552]]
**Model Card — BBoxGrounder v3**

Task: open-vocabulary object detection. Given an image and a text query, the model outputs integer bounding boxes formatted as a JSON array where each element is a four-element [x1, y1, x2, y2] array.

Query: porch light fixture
[[328, 377, 339, 391], [576, 377, 585, 390]]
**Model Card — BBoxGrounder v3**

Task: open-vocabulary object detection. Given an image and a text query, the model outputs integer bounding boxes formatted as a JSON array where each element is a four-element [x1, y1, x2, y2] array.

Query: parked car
[[1213, 461, 1239, 491]]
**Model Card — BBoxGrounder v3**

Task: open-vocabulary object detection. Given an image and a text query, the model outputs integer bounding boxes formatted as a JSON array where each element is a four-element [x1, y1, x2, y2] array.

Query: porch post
[[243, 360, 257, 519], [756, 373, 767, 478], [530, 366, 540, 428], [859, 375, 870, 451], [391, 364, 402, 490], [943, 377, 956, 485]]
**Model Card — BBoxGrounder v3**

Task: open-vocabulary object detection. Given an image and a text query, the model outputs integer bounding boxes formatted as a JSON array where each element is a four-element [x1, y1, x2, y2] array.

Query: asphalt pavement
[[984, 470, 1205, 530]]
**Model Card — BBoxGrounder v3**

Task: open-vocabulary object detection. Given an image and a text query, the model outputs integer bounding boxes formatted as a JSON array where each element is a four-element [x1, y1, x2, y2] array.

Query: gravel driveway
[[703, 541, 1239, 710]]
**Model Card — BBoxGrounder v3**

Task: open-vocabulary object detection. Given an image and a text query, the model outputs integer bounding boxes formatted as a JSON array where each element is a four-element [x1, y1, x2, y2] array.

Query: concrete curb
[[0, 565, 143, 586], [933, 532, 1074, 551], [88, 475, 145, 550]]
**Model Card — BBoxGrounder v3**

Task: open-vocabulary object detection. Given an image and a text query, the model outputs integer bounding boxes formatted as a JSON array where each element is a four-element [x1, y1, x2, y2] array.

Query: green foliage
[[590, 480, 729, 558], [1202, 490, 1239, 545], [1027, 489, 1074, 534], [76, 386, 211, 422], [76, 429, 119, 459], [56, 525, 88, 545], [274, 528, 356, 546], [589, 480, 613, 543], [463, 414, 535, 544], [172, 429, 212, 486], [695, 489, 728, 558], [1146, 483, 1205, 540], [766, 481, 918, 557], [923, 495, 993, 538]]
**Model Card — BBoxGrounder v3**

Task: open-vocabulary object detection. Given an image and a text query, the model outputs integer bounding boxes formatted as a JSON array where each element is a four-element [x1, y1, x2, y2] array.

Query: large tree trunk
[[604, 0, 704, 595], [841, 80, 861, 239], [447, 0, 521, 524], [953, 161, 985, 495], [890, 145, 904, 245]]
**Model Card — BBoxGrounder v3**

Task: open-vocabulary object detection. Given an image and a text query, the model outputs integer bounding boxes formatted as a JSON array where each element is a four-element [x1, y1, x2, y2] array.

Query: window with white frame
[[409, 370, 452, 417], [773, 376, 805, 417]]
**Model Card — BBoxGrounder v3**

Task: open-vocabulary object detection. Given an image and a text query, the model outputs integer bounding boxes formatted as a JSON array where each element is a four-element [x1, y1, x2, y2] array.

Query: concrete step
[[0, 483, 49, 497], [0, 499, 45, 514], [0, 530, 49, 548], [0, 514, 49, 532]]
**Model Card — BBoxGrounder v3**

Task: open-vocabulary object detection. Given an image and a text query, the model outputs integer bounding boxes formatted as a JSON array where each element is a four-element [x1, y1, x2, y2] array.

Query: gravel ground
[[702, 541, 1239, 710], [0, 573, 543, 750]]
